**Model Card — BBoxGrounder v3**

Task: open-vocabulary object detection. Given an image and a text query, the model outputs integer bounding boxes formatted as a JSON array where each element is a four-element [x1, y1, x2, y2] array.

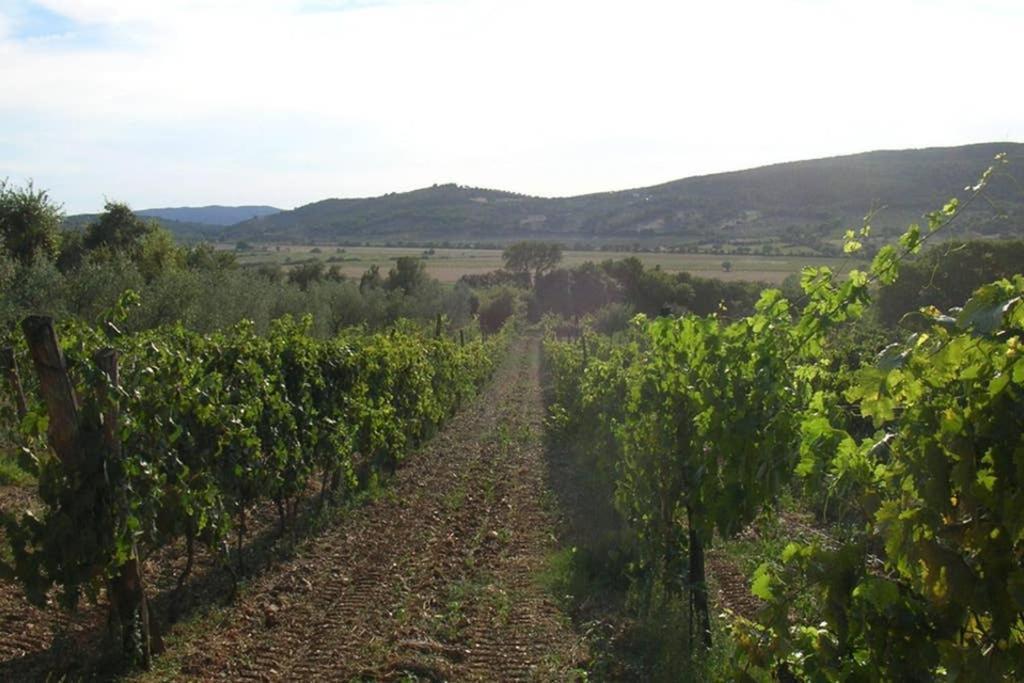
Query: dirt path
[[130, 335, 585, 681]]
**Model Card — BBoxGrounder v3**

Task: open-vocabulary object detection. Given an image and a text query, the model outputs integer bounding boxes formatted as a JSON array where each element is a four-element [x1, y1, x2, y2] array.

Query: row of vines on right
[[544, 156, 1023, 680]]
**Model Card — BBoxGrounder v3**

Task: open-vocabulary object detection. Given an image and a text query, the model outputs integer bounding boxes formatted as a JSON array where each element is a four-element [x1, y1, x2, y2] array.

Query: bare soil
[[706, 551, 763, 621]]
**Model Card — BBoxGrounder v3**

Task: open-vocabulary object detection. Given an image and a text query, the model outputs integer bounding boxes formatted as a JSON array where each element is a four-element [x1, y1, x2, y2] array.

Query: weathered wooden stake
[[21, 316, 81, 468], [687, 505, 712, 649], [20, 320, 159, 669], [1, 346, 28, 419]]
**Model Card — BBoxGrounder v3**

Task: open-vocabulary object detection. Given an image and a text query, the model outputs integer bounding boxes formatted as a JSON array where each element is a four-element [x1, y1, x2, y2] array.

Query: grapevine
[[0, 311, 509, 666], [544, 154, 1023, 678]]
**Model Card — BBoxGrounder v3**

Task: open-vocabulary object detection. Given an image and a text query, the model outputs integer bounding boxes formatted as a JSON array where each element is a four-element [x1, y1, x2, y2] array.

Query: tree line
[[0, 182, 480, 338]]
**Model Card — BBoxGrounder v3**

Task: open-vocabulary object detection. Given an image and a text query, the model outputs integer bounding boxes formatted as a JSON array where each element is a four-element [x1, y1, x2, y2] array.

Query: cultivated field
[[229, 244, 855, 284]]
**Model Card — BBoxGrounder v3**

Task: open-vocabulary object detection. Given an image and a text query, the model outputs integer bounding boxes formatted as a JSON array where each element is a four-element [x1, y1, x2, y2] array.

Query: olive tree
[[502, 241, 563, 284], [0, 179, 63, 265]]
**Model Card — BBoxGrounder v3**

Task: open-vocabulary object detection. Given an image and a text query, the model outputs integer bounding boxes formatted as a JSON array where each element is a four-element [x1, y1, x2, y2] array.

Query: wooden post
[[435, 313, 443, 339], [94, 349, 159, 667], [19, 321, 158, 668], [1, 346, 28, 419], [459, 329, 465, 347], [687, 505, 712, 649], [21, 316, 81, 468]]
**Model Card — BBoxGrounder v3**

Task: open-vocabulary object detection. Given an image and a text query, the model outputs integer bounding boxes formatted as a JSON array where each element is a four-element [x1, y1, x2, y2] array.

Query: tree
[[479, 289, 516, 334], [83, 201, 155, 256], [184, 242, 236, 271], [325, 265, 346, 282], [255, 264, 283, 283], [287, 261, 325, 291], [0, 179, 63, 265], [385, 256, 426, 295], [136, 227, 185, 282], [359, 264, 382, 292], [721, 260, 732, 272], [56, 230, 86, 272], [502, 241, 563, 284]]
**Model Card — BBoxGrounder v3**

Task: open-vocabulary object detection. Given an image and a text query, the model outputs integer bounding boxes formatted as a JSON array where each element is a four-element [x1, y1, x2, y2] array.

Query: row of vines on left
[[0, 311, 507, 667]]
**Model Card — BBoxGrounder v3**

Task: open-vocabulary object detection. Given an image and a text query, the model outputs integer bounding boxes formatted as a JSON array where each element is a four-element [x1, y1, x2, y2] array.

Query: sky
[[0, 0, 1022, 214]]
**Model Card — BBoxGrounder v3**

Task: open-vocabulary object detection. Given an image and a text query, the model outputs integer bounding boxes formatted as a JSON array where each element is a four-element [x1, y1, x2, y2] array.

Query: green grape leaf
[[751, 564, 775, 600], [852, 577, 899, 610], [956, 282, 1019, 336]]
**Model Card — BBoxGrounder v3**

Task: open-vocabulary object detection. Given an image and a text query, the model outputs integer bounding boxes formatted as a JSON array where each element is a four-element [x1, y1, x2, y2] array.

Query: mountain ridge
[[64, 143, 1024, 248], [223, 142, 1023, 246], [137, 205, 281, 226]]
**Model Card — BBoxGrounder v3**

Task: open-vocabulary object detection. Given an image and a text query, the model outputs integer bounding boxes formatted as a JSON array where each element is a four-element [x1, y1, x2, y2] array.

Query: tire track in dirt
[[142, 336, 586, 681]]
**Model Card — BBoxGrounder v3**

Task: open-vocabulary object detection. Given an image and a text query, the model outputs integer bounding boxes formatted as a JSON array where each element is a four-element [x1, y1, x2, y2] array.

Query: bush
[[479, 289, 517, 334], [589, 302, 636, 335]]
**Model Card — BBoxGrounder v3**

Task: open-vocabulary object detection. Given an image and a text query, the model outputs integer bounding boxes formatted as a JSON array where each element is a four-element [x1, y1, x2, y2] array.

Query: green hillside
[[224, 143, 1023, 247], [64, 143, 1023, 249]]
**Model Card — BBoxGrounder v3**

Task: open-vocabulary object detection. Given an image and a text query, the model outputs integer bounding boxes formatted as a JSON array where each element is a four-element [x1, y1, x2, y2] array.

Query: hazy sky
[[1, 0, 1022, 213]]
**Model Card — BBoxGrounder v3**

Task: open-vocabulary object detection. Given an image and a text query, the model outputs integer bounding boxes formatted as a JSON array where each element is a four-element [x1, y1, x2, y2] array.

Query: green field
[[229, 244, 855, 285]]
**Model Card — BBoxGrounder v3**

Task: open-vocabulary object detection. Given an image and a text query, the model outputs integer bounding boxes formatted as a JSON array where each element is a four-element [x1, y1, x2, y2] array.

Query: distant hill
[[64, 205, 283, 241], [62, 213, 225, 241], [223, 143, 1023, 249], [137, 205, 281, 226]]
